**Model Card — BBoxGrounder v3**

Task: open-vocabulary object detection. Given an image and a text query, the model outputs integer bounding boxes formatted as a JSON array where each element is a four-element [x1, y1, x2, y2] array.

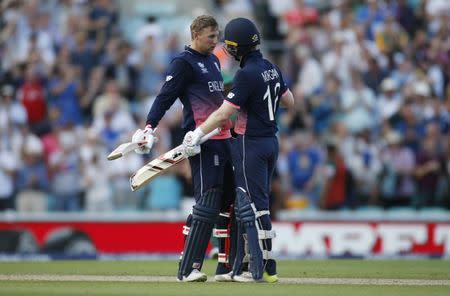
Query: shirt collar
[[185, 45, 209, 57]]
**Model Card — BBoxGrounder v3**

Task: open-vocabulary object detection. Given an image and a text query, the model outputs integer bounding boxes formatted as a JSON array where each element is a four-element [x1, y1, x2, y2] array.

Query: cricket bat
[[107, 142, 142, 160], [129, 128, 220, 191]]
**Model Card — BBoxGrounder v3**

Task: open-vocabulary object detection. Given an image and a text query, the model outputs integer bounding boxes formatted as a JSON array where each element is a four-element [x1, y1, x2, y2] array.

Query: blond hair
[[190, 15, 218, 39]]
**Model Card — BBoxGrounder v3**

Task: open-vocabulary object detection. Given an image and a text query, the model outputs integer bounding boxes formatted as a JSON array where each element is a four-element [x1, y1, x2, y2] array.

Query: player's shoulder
[[261, 57, 280, 70], [167, 51, 193, 70], [234, 67, 252, 81], [174, 50, 192, 62]]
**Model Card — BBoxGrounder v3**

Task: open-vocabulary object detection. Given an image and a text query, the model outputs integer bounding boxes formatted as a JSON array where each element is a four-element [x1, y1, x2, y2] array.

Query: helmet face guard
[[224, 40, 239, 59], [224, 41, 255, 61]]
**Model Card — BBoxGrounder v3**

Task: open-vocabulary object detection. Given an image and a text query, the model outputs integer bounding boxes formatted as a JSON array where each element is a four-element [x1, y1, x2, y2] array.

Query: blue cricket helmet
[[223, 18, 260, 59]]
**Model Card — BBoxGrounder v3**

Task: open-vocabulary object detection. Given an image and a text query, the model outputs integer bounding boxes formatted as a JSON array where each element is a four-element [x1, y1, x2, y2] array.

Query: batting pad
[[178, 188, 221, 280]]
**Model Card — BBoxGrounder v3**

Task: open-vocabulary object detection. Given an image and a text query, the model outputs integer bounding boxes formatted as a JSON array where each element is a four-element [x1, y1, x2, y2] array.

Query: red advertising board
[[1, 218, 449, 256]]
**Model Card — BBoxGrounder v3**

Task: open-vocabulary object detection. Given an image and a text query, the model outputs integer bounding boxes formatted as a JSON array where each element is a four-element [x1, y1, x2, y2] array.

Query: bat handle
[[199, 128, 221, 144]]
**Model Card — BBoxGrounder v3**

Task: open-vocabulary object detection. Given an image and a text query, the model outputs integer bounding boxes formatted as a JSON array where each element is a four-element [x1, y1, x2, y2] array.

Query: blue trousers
[[232, 135, 278, 211]]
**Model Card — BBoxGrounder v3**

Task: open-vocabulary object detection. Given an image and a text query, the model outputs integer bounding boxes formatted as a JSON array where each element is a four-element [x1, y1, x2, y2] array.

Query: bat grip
[[199, 128, 221, 144]]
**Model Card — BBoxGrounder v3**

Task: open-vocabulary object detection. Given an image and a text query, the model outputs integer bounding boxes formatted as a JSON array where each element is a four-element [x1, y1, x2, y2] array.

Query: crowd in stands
[[0, 0, 449, 216]]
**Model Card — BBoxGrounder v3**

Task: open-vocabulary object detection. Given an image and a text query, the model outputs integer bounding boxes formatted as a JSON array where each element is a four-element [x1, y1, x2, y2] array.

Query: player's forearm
[[198, 102, 236, 135], [199, 109, 227, 135], [145, 95, 177, 128]]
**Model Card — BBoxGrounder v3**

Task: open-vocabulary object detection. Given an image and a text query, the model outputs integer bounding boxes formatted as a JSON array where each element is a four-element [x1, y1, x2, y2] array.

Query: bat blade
[[129, 127, 221, 191], [129, 145, 186, 191], [107, 142, 140, 160]]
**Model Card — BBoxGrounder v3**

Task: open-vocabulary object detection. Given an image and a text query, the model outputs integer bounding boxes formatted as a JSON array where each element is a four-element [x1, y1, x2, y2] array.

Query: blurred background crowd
[[0, 0, 449, 216]]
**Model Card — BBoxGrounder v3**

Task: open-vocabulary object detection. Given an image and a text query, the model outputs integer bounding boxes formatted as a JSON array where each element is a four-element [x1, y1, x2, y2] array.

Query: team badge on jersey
[[166, 75, 173, 82], [197, 62, 208, 74]]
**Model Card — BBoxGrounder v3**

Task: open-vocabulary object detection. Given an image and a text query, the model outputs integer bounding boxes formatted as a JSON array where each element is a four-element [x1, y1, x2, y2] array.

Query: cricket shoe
[[232, 272, 264, 283], [263, 259, 278, 283], [214, 263, 233, 282], [177, 269, 207, 282], [262, 271, 278, 283], [214, 271, 233, 282], [233, 271, 277, 283]]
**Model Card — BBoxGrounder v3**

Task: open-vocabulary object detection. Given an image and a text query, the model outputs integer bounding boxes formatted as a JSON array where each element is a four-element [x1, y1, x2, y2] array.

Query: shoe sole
[[214, 275, 233, 282]]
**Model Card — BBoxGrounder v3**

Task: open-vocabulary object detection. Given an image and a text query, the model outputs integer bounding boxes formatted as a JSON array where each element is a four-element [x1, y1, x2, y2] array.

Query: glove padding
[[132, 125, 156, 154], [182, 129, 204, 157]]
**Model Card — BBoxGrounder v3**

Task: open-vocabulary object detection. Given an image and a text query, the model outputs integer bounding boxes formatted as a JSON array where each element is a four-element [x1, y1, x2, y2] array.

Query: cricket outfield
[[0, 259, 449, 296]]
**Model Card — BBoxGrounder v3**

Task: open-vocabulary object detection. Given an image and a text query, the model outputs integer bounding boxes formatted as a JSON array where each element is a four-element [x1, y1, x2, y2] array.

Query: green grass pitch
[[0, 259, 449, 296]]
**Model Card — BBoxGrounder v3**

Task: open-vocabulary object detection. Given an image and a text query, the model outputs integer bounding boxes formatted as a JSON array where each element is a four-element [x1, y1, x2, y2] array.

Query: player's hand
[[132, 125, 156, 154], [183, 143, 201, 157], [182, 129, 205, 157]]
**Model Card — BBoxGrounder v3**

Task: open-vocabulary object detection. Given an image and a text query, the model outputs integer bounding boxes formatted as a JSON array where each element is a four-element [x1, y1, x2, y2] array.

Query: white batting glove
[[182, 128, 205, 157], [132, 125, 156, 154]]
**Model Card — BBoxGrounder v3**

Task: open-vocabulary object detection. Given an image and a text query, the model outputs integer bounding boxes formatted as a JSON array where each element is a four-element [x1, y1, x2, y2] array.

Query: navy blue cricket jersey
[[224, 50, 288, 137], [146, 46, 231, 139]]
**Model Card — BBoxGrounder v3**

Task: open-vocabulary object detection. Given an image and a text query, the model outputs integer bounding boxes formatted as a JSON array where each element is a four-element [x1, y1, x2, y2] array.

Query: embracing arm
[[199, 101, 237, 135], [184, 101, 237, 147]]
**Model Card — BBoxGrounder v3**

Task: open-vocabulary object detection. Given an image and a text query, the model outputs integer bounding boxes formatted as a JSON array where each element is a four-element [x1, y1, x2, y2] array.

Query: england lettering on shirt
[[208, 80, 224, 92], [261, 68, 279, 83]]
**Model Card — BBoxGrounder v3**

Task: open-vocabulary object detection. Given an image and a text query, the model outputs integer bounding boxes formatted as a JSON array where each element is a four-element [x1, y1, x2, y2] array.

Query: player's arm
[[133, 58, 192, 154], [275, 64, 294, 109], [182, 101, 237, 156], [146, 58, 192, 127], [280, 89, 294, 108], [199, 101, 238, 135]]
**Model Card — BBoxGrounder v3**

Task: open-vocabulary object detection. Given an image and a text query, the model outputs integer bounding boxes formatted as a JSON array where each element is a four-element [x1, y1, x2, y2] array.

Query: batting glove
[[132, 125, 156, 154], [182, 128, 204, 157]]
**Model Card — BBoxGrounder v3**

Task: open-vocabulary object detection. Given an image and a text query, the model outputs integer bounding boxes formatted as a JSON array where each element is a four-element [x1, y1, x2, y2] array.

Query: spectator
[[287, 131, 322, 208], [48, 126, 82, 211], [80, 128, 113, 212], [345, 130, 382, 207], [104, 40, 139, 101], [70, 30, 102, 84], [379, 131, 416, 208], [377, 77, 403, 121], [15, 132, 49, 212], [310, 75, 340, 135], [48, 64, 82, 126], [363, 57, 388, 95], [17, 64, 49, 136], [339, 70, 377, 134], [92, 80, 135, 149], [319, 138, 346, 210], [294, 45, 323, 99], [133, 35, 166, 98], [0, 137, 19, 211], [414, 137, 445, 208]]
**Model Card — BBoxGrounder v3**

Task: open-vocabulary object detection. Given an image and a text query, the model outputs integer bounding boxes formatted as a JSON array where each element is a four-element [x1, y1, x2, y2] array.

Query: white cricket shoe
[[177, 269, 207, 282], [232, 271, 259, 283], [214, 271, 233, 282]]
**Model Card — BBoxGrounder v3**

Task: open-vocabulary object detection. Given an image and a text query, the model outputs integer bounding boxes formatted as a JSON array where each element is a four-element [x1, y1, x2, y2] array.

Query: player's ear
[[192, 28, 203, 41]]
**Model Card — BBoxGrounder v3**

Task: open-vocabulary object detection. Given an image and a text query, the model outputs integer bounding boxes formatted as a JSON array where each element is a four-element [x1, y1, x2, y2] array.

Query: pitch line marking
[[0, 275, 449, 286]]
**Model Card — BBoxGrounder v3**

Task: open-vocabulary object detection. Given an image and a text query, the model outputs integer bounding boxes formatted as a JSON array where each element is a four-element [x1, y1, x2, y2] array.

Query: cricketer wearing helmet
[[183, 17, 294, 282], [132, 15, 236, 282]]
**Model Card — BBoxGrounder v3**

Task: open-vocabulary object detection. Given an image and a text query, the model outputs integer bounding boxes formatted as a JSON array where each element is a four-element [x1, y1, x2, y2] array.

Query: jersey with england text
[[146, 46, 231, 139]]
